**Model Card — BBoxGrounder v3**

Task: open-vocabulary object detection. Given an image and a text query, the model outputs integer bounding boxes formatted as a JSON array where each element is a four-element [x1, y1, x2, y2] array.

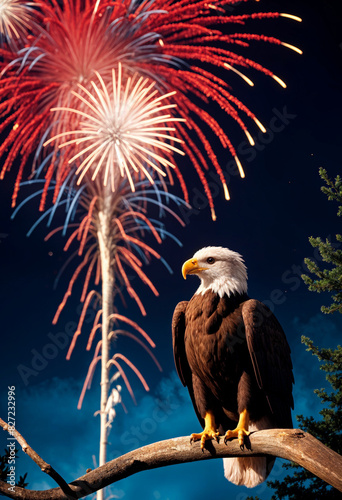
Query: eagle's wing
[[172, 301, 205, 428], [172, 301, 190, 387], [242, 299, 294, 428]]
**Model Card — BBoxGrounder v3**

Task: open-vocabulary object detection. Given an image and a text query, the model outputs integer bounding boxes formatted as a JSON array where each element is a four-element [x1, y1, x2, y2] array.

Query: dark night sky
[[0, 1, 342, 499]]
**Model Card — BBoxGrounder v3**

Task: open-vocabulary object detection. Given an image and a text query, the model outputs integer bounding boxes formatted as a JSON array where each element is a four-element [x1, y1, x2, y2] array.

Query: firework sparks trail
[[14, 173, 186, 321], [0, 0, 301, 218], [13, 173, 186, 407], [22, 176, 186, 320]]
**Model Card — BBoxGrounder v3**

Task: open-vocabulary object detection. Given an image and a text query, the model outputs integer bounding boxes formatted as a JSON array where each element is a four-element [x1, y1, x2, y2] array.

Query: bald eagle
[[172, 246, 294, 488]]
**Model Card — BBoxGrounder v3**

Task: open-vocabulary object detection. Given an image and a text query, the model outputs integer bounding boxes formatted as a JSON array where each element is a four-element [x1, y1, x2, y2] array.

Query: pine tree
[[247, 169, 342, 500], [302, 168, 342, 314]]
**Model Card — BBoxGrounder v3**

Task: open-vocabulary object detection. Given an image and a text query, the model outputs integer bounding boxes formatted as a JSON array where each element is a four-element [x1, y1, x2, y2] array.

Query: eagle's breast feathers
[[173, 290, 293, 426]]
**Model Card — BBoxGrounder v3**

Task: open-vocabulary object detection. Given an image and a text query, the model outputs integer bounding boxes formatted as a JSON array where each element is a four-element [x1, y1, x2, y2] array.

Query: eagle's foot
[[224, 409, 250, 447], [224, 427, 250, 447], [190, 410, 219, 450], [190, 428, 219, 449]]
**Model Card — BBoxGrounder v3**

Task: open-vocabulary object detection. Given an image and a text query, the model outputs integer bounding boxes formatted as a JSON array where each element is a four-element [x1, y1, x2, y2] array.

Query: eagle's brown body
[[173, 287, 294, 487]]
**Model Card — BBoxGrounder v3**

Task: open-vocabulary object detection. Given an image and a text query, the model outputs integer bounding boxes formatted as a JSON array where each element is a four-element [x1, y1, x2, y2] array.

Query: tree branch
[[0, 418, 77, 499], [0, 429, 341, 499]]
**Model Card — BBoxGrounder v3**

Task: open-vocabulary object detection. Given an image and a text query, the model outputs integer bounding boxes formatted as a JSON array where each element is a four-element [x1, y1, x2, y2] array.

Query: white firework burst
[[45, 64, 185, 192], [0, 0, 36, 48]]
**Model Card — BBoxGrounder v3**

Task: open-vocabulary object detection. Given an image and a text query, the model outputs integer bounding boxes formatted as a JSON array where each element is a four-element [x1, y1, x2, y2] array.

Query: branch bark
[[0, 429, 341, 499]]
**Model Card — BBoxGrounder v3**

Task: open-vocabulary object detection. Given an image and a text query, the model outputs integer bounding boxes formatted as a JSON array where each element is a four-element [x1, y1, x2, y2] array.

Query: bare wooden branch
[[0, 429, 341, 500], [0, 418, 77, 499]]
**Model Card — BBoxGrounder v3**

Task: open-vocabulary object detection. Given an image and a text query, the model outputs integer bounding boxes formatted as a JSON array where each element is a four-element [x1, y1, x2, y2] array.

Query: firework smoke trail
[[0, 0, 302, 218]]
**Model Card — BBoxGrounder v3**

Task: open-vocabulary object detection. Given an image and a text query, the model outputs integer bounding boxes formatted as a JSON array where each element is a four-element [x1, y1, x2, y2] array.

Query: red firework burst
[[0, 0, 301, 218]]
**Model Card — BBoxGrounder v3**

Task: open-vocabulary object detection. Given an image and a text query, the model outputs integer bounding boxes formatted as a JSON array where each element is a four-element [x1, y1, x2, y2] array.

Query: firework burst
[[0, 0, 38, 49], [0, 0, 143, 207], [0, 0, 301, 218], [45, 65, 185, 193]]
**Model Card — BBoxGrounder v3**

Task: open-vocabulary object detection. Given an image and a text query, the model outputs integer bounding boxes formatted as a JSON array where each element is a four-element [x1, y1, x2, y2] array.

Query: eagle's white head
[[182, 246, 248, 298]]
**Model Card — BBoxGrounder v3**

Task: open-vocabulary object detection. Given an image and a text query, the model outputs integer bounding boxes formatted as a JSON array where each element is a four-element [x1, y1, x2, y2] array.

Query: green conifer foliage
[[0, 448, 28, 490], [302, 168, 342, 314]]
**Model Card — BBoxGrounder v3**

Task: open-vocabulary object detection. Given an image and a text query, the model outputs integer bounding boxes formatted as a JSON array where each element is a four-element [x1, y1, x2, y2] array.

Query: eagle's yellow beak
[[182, 258, 208, 279]]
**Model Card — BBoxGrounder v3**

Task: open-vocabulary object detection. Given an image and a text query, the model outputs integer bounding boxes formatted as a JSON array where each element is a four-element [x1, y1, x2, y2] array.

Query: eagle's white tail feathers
[[223, 418, 273, 488], [223, 456, 267, 488]]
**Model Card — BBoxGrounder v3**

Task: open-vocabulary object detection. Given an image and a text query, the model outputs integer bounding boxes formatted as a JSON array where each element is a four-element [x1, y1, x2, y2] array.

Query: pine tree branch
[[0, 428, 341, 499]]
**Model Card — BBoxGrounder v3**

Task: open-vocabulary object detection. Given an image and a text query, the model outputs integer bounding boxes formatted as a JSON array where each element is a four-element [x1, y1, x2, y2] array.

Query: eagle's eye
[[206, 257, 215, 264]]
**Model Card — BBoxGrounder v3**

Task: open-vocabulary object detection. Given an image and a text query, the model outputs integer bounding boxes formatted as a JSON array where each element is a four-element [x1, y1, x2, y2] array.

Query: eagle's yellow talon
[[190, 410, 219, 449], [224, 428, 250, 446], [224, 409, 250, 446], [191, 429, 219, 449]]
